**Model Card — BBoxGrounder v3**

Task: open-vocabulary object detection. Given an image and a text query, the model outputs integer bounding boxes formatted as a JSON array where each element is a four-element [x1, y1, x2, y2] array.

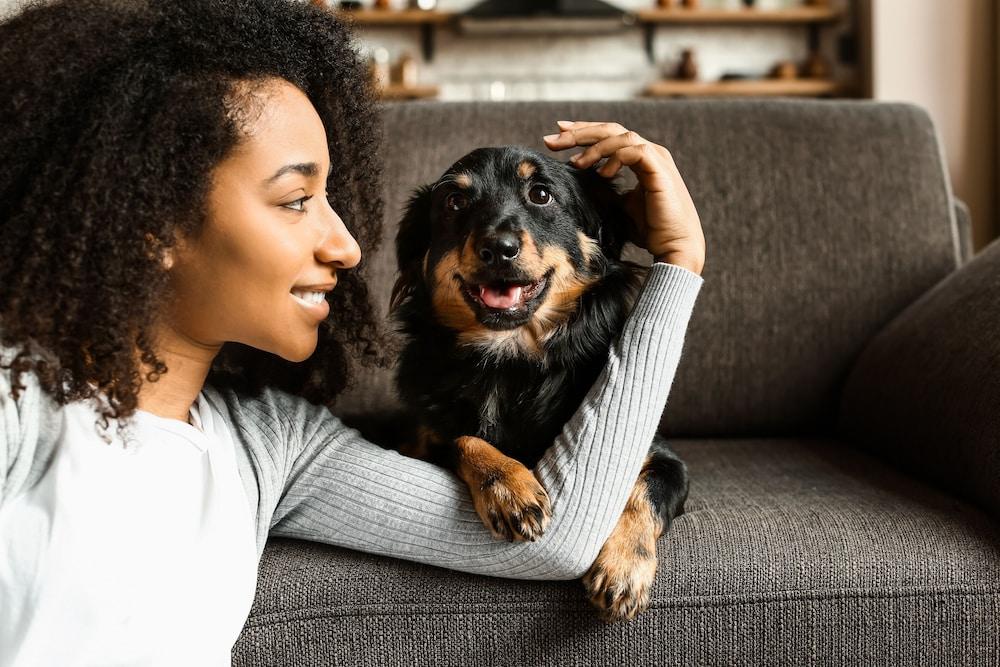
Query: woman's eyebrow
[[264, 162, 319, 184]]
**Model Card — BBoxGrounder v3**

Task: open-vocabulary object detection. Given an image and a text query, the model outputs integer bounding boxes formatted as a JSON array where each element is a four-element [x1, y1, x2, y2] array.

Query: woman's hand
[[543, 120, 706, 276]]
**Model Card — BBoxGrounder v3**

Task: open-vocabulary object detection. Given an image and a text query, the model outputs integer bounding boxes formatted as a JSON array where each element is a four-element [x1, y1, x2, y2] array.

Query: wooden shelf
[[326, 3, 857, 99], [642, 77, 848, 97], [635, 6, 843, 24], [333, 9, 455, 25], [636, 6, 843, 63], [378, 84, 440, 100], [332, 9, 455, 61]]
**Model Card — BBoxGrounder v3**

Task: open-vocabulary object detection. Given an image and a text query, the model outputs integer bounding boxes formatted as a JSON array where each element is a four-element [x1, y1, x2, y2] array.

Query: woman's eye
[[445, 192, 468, 212], [281, 195, 313, 212], [528, 184, 553, 205]]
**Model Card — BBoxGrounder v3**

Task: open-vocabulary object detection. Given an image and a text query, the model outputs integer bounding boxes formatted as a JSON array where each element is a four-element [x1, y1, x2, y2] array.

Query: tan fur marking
[[430, 248, 479, 332], [517, 160, 536, 179], [457, 233, 481, 278], [455, 436, 551, 542], [514, 232, 548, 277], [582, 456, 663, 622], [454, 172, 472, 188], [576, 230, 601, 268]]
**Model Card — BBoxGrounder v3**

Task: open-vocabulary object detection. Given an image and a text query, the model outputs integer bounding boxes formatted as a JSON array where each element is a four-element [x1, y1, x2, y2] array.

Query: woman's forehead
[[224, 79, 330, 182]]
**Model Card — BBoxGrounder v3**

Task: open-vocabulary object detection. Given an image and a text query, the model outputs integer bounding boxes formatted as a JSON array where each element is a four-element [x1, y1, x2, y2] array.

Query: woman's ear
[[389, 183, 434, 313], [145, 232, 176, 270], [570, 165, 632, 260]]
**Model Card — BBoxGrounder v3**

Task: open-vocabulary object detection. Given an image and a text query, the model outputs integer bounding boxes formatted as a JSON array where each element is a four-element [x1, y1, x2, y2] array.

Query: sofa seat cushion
[[234, 438, 1000, 666]]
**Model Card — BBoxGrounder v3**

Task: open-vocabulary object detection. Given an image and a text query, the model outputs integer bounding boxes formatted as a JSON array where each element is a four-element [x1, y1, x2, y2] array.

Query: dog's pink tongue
[[479, 284, 523, 309]]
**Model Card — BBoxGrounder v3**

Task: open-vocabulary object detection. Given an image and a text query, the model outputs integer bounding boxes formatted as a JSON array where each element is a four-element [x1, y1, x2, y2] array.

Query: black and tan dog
[[349, 146, 688, 622]]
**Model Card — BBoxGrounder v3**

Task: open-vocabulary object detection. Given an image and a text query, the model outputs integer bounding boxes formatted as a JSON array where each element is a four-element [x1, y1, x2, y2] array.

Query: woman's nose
[[317, 206, 361, 269]]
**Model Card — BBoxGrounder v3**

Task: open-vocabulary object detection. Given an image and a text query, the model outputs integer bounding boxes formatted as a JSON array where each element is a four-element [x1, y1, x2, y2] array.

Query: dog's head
[[389, 146, 635, 356]]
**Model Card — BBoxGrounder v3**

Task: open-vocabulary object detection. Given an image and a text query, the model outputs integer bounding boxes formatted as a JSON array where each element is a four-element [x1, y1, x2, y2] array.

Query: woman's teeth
[[292, 289, 326, 305]]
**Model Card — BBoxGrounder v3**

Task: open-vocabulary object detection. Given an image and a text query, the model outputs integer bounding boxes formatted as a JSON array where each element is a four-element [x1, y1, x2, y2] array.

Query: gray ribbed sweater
[[0, 261, 703, 581]]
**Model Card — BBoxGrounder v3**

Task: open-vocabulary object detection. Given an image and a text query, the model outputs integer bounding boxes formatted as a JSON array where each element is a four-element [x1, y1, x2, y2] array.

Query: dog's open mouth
[[466, 277, 547, 310], [457, 267, 554, 328]]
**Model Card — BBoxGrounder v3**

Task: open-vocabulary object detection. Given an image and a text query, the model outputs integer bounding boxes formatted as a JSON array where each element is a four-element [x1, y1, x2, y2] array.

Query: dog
[[345, 146, 689, 622]]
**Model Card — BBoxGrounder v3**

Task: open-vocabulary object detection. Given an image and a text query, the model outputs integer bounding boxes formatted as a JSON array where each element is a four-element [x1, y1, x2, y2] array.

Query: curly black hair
[[0, 0, 395, 437]]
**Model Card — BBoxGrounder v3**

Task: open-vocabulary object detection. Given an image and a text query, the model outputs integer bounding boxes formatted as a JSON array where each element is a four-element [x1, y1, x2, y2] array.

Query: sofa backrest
[[332, 99, 963, 438]]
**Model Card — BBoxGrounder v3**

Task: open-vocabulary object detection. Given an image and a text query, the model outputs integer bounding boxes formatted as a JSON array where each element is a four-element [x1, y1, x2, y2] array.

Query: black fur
[[346, 146, 688, 535]]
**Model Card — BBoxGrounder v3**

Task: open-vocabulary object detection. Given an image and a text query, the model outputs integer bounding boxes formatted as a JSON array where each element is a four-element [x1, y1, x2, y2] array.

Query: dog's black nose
[[477, 232, 520, 264]]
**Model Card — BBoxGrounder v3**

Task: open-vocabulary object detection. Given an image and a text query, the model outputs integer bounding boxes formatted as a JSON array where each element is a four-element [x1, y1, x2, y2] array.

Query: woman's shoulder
[[201, 381, 345, 447], [0, 343, 65, 506]]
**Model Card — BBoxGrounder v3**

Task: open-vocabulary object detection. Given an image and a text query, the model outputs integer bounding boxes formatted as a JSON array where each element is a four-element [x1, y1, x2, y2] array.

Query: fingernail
[[543, 133, 559, 142], [569, 153, 582, 162], [557, 120, 573, 128]]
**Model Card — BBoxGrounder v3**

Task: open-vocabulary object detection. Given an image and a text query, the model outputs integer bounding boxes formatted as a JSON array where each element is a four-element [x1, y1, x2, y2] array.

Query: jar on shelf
[[772, 60, 798, 79], [396, 51, 419, 88], [674, 49, 699, 80]]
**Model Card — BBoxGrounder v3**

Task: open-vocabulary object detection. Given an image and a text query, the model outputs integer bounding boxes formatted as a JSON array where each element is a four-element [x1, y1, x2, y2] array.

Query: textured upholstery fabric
[[232, 100, 999, 666], [331, 99, 964, 437], [953, 198, 974, 265], [234, 439, 1000, 666], [838, 235, 1000, 521]]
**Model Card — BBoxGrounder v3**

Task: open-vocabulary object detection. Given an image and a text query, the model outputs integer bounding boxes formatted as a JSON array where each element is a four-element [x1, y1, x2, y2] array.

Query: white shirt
[[0, 390, 259, 667]]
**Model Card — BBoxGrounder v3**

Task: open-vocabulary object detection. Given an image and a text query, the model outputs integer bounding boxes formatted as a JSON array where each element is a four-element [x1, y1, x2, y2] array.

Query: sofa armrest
[[953, 197, 974, 266], [836, 236, 1000, 519]]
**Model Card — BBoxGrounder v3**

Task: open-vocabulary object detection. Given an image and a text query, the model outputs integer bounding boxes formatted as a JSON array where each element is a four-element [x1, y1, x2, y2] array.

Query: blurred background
[[2, 0, 995, 249], [327, 0, 998, 252]]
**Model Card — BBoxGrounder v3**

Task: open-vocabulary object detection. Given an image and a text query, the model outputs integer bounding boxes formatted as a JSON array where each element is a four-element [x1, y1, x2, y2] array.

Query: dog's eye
[[527, 184, 553, 206], [445, 192, 468, 212]]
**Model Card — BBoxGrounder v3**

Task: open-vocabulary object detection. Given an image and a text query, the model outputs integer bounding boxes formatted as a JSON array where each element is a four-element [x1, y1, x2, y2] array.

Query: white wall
[[871, 0, 997, 250], [347, 0, 856, 101]]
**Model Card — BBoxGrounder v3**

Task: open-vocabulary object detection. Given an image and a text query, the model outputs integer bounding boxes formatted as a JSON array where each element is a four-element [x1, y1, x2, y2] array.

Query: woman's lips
[[290, 291, 331, 320]]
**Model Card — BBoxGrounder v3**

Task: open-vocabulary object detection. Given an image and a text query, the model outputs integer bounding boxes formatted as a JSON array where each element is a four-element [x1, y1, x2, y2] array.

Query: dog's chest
[[479, 384, 502, 429], [469, 369, 581, 458]]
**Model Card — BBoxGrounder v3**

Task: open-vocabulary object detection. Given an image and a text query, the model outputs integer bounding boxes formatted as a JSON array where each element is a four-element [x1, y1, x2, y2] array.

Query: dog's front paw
[[455, 436, 552, 542], [582, 536, 657, 623]]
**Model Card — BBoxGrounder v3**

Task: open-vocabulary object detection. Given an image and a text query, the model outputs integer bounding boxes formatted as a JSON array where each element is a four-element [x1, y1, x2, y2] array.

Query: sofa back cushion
[[332, 99, 962, 437]]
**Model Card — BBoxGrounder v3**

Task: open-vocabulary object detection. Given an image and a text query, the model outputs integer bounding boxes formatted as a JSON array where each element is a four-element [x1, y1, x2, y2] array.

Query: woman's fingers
[[542, 121, 627, 150], [542, 120, 703, 268], [543, 121, 673, 180], [570, 130, 666, 169]]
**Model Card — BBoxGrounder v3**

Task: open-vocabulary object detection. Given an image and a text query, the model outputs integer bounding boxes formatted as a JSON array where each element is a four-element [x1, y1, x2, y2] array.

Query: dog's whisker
[[431, 175, 464, 192]]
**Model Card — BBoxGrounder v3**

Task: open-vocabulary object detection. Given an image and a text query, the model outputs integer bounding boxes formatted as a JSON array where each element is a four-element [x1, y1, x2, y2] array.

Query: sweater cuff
[[628, 260, 705, 324]]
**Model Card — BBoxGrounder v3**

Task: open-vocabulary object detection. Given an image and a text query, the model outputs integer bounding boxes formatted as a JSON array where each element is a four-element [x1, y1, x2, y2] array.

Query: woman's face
[[165, 78, 361, 363]]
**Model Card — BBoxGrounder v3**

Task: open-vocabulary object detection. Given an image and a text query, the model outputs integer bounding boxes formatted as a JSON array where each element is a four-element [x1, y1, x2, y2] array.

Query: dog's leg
[[582, 436, 689, 622], [454, 435, 552, 542]]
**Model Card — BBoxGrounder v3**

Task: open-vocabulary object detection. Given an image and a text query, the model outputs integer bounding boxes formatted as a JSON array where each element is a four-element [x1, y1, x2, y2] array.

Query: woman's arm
[[251, 260, 703, 580]]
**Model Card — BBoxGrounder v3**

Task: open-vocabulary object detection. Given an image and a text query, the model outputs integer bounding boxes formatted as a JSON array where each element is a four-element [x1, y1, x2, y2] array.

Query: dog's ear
[[389, 183, 434, 313], [570, 165, 633, 260]]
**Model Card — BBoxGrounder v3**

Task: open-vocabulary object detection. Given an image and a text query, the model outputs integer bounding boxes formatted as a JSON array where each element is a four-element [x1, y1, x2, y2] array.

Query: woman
[[0, 0, 706, 664]]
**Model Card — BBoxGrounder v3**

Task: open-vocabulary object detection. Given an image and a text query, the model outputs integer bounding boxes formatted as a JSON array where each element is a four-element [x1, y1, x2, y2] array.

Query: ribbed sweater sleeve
[[244, 260, 704, 581]]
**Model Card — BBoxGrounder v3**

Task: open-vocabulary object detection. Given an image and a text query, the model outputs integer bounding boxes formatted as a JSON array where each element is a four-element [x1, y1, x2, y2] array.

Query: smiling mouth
[[458, 268, 553, 314]]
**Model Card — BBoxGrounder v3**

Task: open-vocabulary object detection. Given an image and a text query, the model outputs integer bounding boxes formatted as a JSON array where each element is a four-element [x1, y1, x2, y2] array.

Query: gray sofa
[[232, 99, 1000, 665]]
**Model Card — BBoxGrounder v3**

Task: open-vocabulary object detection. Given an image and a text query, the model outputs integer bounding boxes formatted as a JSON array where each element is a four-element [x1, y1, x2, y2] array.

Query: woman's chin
[[272, 333, 319, 364]]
